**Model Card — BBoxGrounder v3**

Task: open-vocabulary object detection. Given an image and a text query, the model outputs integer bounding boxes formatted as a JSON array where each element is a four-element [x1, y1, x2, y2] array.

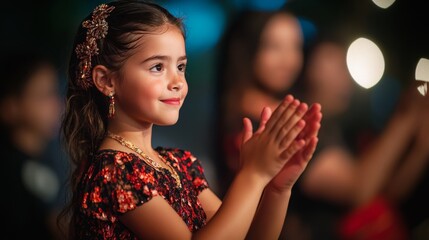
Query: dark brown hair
[[60, 1, 184, 238], [214, 9, 300, 197]]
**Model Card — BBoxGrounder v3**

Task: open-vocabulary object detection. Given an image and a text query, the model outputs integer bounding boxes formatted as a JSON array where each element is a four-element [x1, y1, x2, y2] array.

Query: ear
[[92, 65, 115, 96]]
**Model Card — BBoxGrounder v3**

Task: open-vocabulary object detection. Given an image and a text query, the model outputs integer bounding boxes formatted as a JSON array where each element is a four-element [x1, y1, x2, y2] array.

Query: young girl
[[61, 1, 322, 239]]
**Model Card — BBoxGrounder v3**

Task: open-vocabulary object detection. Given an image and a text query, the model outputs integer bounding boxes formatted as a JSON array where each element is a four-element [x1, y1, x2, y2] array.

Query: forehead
[[131, 25, 186, 58], [262, 14, 302, 40]]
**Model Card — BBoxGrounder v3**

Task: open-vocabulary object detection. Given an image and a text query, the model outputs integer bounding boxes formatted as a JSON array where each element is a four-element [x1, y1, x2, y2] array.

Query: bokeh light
[[372, 0, 396, 9], [417, 83, 428, 96], [163, 1, 226, 54], [346, 37, 385, 89], [232, 0, 287, 11], [416, 58, 429, 96], [415, 58, 429, 82], [298, 17, 317, 47]]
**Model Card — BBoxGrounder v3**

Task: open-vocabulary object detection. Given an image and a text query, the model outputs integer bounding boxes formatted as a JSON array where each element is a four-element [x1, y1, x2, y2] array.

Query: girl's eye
[[178, 63, 186, 72], [150, 64, 163, 72]]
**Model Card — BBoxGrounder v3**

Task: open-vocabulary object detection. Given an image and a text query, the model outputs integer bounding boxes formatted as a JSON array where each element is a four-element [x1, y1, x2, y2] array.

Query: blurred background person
[[0, 52, 68, 239], [383, 87, 429, 240], [283, 33, 429, 240], [216, 9, 304, 197]]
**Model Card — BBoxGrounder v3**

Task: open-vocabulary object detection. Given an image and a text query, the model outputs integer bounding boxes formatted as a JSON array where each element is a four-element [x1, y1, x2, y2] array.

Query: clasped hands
[[239, 95, 322, 193]]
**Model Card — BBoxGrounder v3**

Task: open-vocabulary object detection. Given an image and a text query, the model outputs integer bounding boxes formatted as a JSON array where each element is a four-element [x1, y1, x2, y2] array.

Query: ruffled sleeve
[[81, 151, 160, 221]]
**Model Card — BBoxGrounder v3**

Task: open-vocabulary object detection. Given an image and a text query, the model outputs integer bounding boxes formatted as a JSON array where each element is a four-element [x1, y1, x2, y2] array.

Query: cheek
[[117, 77, 163, 110], [182, 81, 189, 99], [254, 51, 273, 80], [290, 48, 303, 70], [259, 50, 276, 70]]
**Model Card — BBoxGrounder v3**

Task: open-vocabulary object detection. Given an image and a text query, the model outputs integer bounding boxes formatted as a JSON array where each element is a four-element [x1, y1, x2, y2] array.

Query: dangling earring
[[108, 92, 115, 118]]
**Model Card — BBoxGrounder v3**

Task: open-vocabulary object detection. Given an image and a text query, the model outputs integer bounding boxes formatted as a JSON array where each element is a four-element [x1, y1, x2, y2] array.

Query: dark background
[[1, 0, 427, 192]]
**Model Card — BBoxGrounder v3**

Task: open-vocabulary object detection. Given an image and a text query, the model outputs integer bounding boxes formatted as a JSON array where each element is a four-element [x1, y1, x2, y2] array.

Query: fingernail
[[292, 100, 300, 106], [284, 95, 293, 103]]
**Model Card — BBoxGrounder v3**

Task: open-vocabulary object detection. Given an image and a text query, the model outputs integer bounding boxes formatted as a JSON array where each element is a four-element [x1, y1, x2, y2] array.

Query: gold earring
[[108, 92, 115, 118]]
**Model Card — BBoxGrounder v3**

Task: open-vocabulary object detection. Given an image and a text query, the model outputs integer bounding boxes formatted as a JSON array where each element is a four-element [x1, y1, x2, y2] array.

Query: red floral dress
[[75, 147, 209, 239]]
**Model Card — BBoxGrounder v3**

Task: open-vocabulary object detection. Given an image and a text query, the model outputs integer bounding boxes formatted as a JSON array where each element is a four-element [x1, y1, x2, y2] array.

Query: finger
[[255, 107, 272, 134], [301, 103, 322, 125], [264, 95, 294, 132], [303, 137, 319, 161], [274, 102, 308, 141], [279, 119, 306, 148], [280, 139, 306, 160], [270, 99, 300, 135], [306, 103, 322, 117], [298, 120, 321, 141], [298, 111, 322, 140], [242, 117, 253, 144]]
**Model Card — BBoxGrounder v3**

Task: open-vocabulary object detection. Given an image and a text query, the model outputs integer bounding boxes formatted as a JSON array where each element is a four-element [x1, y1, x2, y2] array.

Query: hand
[[239, 95, 309, 184], [268, 103, 322, 193]]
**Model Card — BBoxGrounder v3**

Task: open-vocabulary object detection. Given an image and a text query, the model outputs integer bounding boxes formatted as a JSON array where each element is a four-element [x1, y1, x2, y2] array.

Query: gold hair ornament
[[75, 4, 115, 90]]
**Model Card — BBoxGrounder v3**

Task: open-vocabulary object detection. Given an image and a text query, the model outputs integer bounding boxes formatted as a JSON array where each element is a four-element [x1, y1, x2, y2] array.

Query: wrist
[[265, 183, 293, 197], [236, 166, 270, 189]]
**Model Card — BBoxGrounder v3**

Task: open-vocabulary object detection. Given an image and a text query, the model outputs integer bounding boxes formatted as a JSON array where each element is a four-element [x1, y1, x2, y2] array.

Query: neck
[[107, 112, 154, 154], [12, 128, 46, 157]]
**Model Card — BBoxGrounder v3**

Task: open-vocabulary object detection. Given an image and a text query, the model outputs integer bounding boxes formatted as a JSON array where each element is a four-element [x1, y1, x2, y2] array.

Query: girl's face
[[253, 13, 303, 94], [114, 25, 188, 126]]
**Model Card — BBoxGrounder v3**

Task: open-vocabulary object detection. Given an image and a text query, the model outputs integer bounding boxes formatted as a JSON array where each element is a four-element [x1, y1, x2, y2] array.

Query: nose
[[168, 73, 185, 91]]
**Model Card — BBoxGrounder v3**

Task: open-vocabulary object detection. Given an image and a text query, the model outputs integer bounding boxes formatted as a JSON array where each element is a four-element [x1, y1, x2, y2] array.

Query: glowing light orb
[[417, 83, 427, 96], [415, 58, 429, 96], [346, 37, 385, 89], [372, 0, 396, 9], [415, 58, 429, 82]]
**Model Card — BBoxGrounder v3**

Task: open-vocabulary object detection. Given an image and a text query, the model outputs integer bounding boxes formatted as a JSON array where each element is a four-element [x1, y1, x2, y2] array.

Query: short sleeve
[[185, 150, 209, 194], [81, 151, 159, 221]]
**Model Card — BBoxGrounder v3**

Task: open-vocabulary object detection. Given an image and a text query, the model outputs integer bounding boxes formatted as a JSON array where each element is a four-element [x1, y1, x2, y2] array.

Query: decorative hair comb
[[75, 4, 115, 90]]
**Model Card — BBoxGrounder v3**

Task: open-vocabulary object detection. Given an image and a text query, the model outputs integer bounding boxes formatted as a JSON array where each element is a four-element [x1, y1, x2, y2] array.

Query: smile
[[160, 98, 181, 105]]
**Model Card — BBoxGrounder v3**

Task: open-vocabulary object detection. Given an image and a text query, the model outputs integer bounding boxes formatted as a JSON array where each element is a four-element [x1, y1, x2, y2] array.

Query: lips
[[160, 98, 181, 105]]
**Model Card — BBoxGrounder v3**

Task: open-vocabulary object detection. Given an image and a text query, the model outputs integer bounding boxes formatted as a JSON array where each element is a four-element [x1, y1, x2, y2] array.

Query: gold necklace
[[106, 131, 182, 188]]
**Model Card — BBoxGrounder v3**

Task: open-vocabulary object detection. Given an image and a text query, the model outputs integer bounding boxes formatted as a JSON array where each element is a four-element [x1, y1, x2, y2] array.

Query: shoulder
[[88, 148, 159, 188], [157, 147, 205, 173], [94, 148, 140, 163], [80, 149, 161, 218], [156, 147, 198, 162]]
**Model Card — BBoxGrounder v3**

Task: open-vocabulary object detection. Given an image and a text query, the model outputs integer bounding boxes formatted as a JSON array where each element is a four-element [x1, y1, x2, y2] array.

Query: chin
[[155, 116, 180, 126]]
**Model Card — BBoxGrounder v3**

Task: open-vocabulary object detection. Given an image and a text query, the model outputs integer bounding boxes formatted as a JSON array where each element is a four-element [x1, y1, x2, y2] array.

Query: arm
[[246, 104, 322, 240], [385, 94, 429, 204], [352, 86, 422, 206], [301, 86, 420, 206], [120, 170, 267, 240], [352, 110, 416, 205], [120, 95, 308, 239], [384, 141, 429, 203]]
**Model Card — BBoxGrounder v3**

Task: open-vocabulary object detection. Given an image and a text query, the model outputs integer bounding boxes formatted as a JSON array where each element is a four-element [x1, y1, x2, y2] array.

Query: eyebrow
[[141, 55, 187, 63]]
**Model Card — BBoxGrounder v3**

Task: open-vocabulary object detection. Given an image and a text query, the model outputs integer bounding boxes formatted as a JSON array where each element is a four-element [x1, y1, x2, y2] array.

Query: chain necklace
[[106, 131, 182, 188]]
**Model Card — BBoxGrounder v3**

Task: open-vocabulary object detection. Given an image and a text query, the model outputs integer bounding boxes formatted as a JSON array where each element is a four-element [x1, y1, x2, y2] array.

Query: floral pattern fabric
[[75, 147, 209, 239]]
